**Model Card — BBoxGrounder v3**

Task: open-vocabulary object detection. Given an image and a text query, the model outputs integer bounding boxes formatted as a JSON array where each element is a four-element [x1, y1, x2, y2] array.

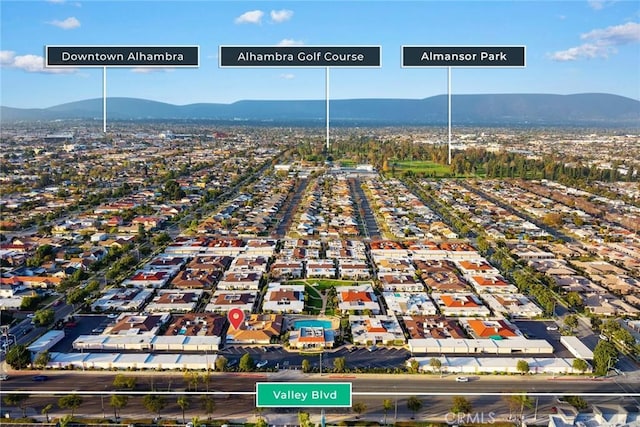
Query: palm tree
[[110, 395, 128, 420], [382, 399, 393, 425], [177, 396, 190, 423]]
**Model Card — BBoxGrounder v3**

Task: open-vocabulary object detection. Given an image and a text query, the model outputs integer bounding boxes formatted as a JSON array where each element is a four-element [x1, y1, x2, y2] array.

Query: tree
[[516, 359, 530, 375], [33, 308, 55, 326], [113, 374, 136, 390], [34, 350, 51, 369], [565, 292, 583, 309], [200, 396, 216, 419], [184, 371, 199, 391], [408, 358, 420, 373], [239, 353, 255, 372], [255, 417, 268, 427], [593, 340, 618, 376], [451, 396, 472, 414], [4, 393, 29, 418], [564, 396, 588, 410], [298, 411, 312, 427], [406, 396, 422, 419], [301, 359, 311, 373], [333, 356, 347, 373], [215, 355, 228, 372], [352, 402, 367, 419], [58, 394, 83, 417], [506, 394, 534, 421], [383, 398, 393, 425], [564, 314, 579, 330], [429, 357, 442, 376], [177, 396, 190, 423], [5, 344, 31, 369], [110, 395, 128, 419], [142, 394, 166, 419], [572, 358, 589, 374], [42, 403, 53, 422]]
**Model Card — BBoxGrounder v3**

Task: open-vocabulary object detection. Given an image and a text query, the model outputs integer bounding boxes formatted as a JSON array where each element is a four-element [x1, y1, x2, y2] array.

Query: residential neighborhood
[[1, 123, 639, 425]]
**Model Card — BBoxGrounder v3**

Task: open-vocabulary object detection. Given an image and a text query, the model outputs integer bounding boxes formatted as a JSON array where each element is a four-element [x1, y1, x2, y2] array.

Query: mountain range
[[2, 93, 639, 126]]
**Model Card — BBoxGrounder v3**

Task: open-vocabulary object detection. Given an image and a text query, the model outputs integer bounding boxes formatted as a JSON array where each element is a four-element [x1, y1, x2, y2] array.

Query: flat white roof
[[27, 330, 65, 353], [561, 335, 594, 359]]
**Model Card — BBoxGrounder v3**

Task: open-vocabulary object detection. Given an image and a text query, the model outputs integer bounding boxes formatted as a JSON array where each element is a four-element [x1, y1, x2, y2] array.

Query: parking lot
[[514, 320, 572, 357], [50, 314, 113, 353]]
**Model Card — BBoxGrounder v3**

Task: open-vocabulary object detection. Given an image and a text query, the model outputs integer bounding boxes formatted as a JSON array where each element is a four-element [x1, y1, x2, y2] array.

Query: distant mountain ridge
[[2, 93, 639, 126]]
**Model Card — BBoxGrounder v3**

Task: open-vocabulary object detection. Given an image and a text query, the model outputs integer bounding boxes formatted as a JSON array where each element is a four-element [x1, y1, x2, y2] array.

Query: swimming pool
[[293, 319, 333, 330]]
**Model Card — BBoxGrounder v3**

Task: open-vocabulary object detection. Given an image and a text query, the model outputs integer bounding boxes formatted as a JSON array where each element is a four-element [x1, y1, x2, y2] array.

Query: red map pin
[[228, 308, 245, 329]]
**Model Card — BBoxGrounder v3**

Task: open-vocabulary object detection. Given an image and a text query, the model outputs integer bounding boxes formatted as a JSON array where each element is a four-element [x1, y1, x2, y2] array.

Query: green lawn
[[308, 279, 359, 290], [392, 160, 451, 176], [304, 284, 323, 314]]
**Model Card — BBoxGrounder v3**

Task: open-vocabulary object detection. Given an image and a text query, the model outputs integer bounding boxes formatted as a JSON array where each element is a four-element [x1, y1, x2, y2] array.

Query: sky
[[1, 0, 639, 108]]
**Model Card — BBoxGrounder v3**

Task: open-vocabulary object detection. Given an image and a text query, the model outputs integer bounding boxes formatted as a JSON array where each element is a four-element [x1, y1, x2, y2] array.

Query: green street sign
[[256, 382, 352, 407]]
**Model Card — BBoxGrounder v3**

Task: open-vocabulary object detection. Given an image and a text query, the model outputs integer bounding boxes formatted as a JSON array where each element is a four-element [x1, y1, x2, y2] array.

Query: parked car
[[546, 325, 558, 331]]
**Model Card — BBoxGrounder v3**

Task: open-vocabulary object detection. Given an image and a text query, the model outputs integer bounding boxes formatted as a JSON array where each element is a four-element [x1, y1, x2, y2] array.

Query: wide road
[[2, 370, 638, 423], [4, 369, 638, 394]]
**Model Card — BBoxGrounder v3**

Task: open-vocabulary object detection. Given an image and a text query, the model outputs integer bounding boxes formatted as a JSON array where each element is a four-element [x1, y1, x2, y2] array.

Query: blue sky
[[1, 0, 639, 108]]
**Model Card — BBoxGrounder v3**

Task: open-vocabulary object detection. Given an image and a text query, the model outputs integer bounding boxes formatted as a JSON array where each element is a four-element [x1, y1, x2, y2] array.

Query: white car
[[546, 325, 559, 331], [455, 376, 469, 382], [256, 360, 268, 368]]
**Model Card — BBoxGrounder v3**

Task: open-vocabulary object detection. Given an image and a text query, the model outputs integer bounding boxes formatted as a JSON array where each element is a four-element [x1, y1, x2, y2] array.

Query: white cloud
[[235, 10, 263, 24], [0, 50, 76, 74], [549, 43, 611, 61], [0, 50, 16, 66], [588, 0, 606, 10], [48, 16, 80, 29], [280, 73, 295, 80], [581, 22, 640, 44], [550, 21, 639, 61], [278, 38, 304, 46], [270, 9, 293, 23]]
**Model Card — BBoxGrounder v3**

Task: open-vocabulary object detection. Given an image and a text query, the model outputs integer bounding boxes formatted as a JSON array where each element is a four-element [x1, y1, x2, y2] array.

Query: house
[[402, 315, 466, 340], [226, 313, 283, 344], [431, 293, 491, 317], [378, 274, 424, 292], [217, 271, 261, 290], [131, 216, 166, 230], [306, 260, 336, 279], [337, 260, 371, 279], [338, 284, 380, 314], [262, 283, 305, 313], [122, 270, 172, 288], [480, 293, 543, 318], [468, 275, 518, 293], [269, 260, 304, 280], [349, 315, 405, 346], [382, 292, 437, 315], [171, 270, 218, 289], [289, 326, 335, 350], [164, 313, 226, 337], [104, 313, 171, 336], [205, 290, 256, 313], [91, 287, 153, 312], [462, 318, 521, 339], [145, 290, 203, 313]]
